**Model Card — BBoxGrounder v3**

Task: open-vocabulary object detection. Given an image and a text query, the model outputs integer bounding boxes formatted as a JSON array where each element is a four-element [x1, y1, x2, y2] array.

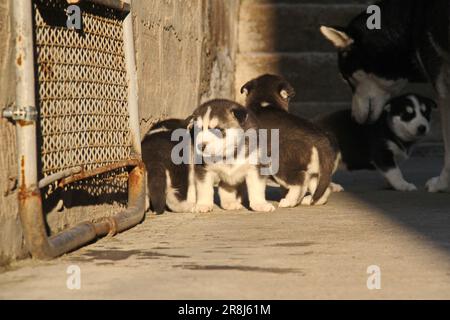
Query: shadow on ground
[[328, 157, 450, 255]]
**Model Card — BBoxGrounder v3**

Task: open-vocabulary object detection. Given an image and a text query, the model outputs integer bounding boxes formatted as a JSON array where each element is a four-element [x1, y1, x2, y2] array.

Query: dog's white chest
[[209, 162, 252, 185], [387, 140, 409, 163]]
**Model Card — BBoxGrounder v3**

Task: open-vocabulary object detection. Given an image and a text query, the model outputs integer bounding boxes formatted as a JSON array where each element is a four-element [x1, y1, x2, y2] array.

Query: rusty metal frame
[[13, 0, 145, 260]]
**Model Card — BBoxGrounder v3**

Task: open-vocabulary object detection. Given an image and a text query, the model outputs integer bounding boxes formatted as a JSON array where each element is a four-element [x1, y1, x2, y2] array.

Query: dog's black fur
[[331, 0, 448, 85], [321, 0, 450, 192], [242, 74, 339, 205], [317, 94, 436, 171], [142, 118, 190, 214]]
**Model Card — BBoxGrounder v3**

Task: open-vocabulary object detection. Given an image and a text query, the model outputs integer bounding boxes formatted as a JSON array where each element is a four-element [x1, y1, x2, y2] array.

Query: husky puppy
[[190, 99, 275, 213], [316, 94, 436, 191], [142, 118, 195, 214], [241, 74, 340, 207], [320, 0, 450, 192]]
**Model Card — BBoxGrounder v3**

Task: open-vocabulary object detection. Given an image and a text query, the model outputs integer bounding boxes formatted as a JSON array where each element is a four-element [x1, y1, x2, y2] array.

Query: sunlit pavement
[[1, 157, 449, 299]]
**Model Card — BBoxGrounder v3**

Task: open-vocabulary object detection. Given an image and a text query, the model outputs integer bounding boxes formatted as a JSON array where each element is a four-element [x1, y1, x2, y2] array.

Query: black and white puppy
[[241, 74, 340, 207], [320, 0, 450, 192], [142, 118, 195, 214], [190, 99, 275, 213], [316, 94, 436, 191]]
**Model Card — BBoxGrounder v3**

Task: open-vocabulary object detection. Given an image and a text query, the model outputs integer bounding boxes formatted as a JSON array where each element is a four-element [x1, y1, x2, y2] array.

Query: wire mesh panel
[[34, 0, 132, 177], [33, 0, 134, 199]]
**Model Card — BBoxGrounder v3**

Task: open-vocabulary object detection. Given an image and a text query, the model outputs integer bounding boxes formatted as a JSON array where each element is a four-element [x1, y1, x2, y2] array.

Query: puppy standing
[[241, 74, 340, 207], [190, 99, 275, 213], [142, 118, 196, 214], [316, 94, 436, 191]]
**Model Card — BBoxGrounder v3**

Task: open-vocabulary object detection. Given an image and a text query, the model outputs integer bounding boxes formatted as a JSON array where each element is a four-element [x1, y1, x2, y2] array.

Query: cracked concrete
[[1, 157, 449, 299]]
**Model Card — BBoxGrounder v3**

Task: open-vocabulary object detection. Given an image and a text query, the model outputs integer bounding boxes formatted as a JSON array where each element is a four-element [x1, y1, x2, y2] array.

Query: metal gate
[[4, 0, 145, 259]]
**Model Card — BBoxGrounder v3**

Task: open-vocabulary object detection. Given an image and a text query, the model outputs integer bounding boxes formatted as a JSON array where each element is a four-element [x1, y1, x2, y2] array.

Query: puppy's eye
[[211, 128, 225, 138], [406, 106, 414, 114]]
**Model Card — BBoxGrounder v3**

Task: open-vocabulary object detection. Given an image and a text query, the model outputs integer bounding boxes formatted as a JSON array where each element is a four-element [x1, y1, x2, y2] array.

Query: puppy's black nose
[[417, 125, 427, 135]]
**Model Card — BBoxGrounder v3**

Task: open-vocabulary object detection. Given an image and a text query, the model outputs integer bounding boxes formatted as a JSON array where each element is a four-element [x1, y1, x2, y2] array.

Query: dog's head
[[240, 74, 296, 111], [320, 26, 407, 124], [384, 94, 436, 142], [189, 99, 256, 161]]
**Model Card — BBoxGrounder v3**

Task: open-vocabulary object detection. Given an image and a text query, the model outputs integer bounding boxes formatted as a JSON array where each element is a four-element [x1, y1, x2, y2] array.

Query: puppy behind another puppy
[[316, 93, 436, 191], [142, 118, 195, 214], [241, 74, 340, 207]]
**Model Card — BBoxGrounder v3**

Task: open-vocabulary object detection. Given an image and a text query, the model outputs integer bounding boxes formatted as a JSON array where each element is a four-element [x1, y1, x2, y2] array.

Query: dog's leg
[[193, 170, 216, 213], [381, 167, 417, 191], [279, 186, 308, 208], [426, 95, 450, 192], [373, 146, 417, 191], [245, 167, 275, 212], [330, 182, 344, 192], [219, 182, 244, 211], [279, 172, 308, 208], [313, 187, 332, 206]]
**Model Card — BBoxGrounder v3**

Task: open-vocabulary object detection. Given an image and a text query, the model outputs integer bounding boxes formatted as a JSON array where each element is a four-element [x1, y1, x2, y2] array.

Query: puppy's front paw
[[426, 176, 449, 193], [279, 198, 298, 208], [221, 201, 244, 211], [330, 183, 344, 193], [300, 195, 313, 206], [250, 202, 275, 212], [192, 203, 214, 213], [394, 182, 417, 192]]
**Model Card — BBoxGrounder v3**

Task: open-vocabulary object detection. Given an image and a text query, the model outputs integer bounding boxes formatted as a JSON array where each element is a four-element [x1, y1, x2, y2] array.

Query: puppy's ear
[[232, 108, 248, 124], [420, 96, 438, 109], [187, 116, 194, 130], [320, 26, 354, 49], [279, 82, 295, 101], [241, 80, 255, 96]]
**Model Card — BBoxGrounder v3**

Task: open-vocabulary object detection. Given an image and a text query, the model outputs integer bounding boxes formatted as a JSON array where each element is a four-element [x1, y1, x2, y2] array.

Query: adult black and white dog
[[317, 94, 436, 191], [320, 0, 450, 192]]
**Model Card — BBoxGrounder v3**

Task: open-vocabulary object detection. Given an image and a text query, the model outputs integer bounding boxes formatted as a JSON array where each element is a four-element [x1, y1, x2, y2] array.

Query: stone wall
[[0, 0, 240, 266], [134, 0, 239, 136]]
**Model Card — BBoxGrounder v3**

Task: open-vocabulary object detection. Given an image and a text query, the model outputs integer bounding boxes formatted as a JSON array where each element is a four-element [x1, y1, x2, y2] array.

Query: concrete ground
[[1, 157, 450, 300]]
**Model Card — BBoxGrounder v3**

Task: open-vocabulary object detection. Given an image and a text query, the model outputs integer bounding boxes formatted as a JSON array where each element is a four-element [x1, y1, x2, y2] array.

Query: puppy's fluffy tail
[[147, 165, 167, 214]]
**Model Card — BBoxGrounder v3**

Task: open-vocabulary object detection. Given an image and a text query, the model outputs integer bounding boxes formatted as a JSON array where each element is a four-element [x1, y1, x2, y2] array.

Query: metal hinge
[[2, 104, 38, 122]]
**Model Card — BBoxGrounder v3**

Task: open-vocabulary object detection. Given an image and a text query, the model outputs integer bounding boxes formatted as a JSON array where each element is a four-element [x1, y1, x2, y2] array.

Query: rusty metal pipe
[[59, 159, 141, 188], [19, 162, 145, 260]]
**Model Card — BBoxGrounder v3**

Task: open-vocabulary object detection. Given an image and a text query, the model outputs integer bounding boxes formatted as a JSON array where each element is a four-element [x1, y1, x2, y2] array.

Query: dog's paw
[[221, 201, 244, 211], [192, 203, 214, 213], [330, 183, 344, 193], [394, 182, 418, 192], [278, 198, 298, 208], [426, 176, 449, 193], [300, 195, 313, 206], [250, 202, 275, 212]]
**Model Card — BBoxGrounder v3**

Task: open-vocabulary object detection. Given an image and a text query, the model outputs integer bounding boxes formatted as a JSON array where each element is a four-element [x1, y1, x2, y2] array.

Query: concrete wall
[[134, 0, 239, 136], [0, 0, 239, 266], [0, 0, 28, 266]]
